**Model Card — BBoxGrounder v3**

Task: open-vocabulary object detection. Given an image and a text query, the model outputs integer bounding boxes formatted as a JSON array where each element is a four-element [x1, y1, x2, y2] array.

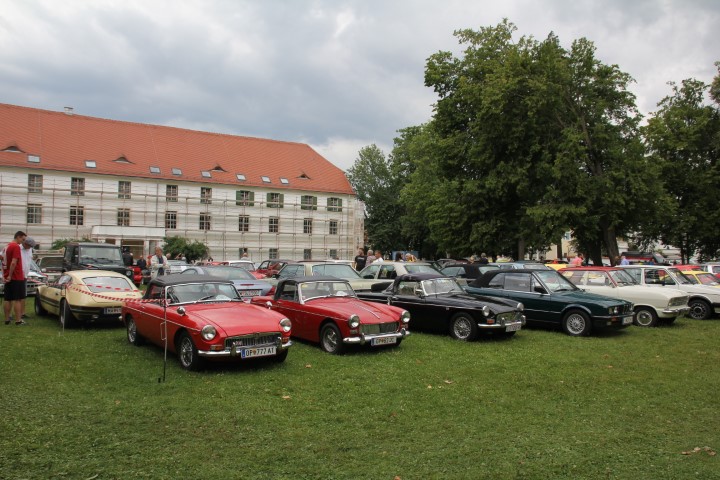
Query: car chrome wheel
[[633, 307, 658, 327], [320, 323, 344, 354], [178, 332, 201, 370], [688, 299, 711, 320], [126, 316, 143, 346], [563, 310, 590, 336], [449, 313, 477, 341]]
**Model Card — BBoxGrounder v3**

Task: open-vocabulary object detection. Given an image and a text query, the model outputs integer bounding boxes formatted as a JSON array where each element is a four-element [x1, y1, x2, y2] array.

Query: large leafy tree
[[644, 66, 720, 261], [162, 236, 208, 262]]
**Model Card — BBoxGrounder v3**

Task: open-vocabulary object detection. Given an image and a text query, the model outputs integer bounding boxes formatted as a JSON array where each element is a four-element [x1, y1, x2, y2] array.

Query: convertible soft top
[[469, 269, 541, 288], [147, 274, 233, 288]]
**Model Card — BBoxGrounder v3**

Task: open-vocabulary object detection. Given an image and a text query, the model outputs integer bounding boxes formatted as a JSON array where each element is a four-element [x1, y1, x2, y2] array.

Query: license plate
[[371, 336, 397, 346], [238, 290, 261, 297], [239, 346, 277, 358], [104, 307, 122, 314], [505, 323, 521, 332], [622, 316, 633, 325]]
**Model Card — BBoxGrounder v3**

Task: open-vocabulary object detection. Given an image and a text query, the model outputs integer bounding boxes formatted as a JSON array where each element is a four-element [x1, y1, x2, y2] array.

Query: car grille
[[620, 304, 633, 314], [496, 312, 522, 324], [361, 322, 399, 335], [225, 333, 280, 349], [669, 296, 689, 307]]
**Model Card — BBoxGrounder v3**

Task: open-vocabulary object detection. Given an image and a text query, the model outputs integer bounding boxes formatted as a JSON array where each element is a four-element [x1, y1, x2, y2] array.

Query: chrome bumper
[[477, 315, 526, 330], [660, 306, 690, 316], [198, 340, 292, 357], [343, 328, 410, 345]]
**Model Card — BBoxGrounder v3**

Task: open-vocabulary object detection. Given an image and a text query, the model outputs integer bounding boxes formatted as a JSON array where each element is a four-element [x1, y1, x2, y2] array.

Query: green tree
[[162, 236, 208, 263], [644, 69, 720, 261], [50, 237, 92, 250]]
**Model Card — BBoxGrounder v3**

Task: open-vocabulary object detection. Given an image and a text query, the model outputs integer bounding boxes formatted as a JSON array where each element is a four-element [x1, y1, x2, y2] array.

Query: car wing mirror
[[265, 301, 273, 309], [534, 286, 547, 294], [414, 287, 425, 298]]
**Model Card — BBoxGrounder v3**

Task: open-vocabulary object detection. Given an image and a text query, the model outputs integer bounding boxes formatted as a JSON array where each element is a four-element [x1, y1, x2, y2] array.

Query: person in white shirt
[[372, 250, 384, 263], [19, 237, 36, 320], [150, 247, 169, 279]]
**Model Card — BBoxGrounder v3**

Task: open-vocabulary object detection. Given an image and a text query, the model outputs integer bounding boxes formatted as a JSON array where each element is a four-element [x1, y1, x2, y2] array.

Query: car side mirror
[[265, 301, 273, 309], [534, 286, 547, 294], [414, 287, 425, 298]]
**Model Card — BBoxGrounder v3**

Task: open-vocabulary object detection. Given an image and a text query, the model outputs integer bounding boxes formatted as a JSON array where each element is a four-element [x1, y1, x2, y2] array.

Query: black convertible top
[[469, 269, 543, 288], [277, 275, 345, 287], [147, 274, 233, 288]]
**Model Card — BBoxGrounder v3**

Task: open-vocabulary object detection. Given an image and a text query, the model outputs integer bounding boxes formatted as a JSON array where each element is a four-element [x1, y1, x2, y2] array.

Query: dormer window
[[3, 146, 21, 152], [261, 176, 271, 183], [236, 174, 246, 181], [201, 171, 212, 178], [280, 177, 289, 185], [85, 160, 97, 168], [150, 166, 161, 174], [114, 156, 131, 164], [298, 173, 310, 179], [28, 154, 40, 163], [172, 168, 182, 176]]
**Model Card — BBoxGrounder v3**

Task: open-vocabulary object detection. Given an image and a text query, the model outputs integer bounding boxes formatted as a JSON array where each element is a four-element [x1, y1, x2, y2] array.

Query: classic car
[[225, 260, 264, 279], [699, 262, 720, 280], [167, 259, 191, 274], [256, 259, 293, 278], [1, 257, 48, 296], [250, 276, 410, 354], [681, 270, 720, 287], [180, 265, 273, 297], [34, 270, 143, 328], [465, 269, 634, 336], [359, 261, 440, 281], [440, 263, 499, 287], [491, 261, 551, 270], [357, 273, 525, 341], [273, 262, 390, 291], [123, 274, 292, 369], [37, 255, 64, 282], [559, 267, 689, 326], [619, 265, 720, 320]]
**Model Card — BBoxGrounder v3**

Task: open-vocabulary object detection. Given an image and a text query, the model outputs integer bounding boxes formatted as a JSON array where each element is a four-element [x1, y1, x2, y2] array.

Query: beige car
[[273, 262, 389, 292], [359, 261, 441, 281], [34, 270, 143, 328]]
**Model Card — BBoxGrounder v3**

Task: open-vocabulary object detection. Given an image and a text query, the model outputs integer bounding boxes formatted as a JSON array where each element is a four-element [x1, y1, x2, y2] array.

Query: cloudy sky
[[1, 0, 718, 171]]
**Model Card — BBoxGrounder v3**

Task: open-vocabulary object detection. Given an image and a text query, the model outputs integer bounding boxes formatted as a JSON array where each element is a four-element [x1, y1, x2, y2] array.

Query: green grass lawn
[[1, 299, 718, 479]]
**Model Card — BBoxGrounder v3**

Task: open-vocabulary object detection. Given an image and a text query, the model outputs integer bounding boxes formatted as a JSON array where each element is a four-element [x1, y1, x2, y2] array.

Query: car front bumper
[[478, 314, 526, 331], [198, 339, 292, 358], [343, 328, 410, 345], [70, 305, 124, 323], [659, 306, 690, 318], [592, 313, 634, 329]]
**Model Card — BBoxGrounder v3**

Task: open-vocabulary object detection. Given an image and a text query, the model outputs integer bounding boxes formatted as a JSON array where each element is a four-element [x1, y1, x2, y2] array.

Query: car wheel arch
[[560, 304, 593, 318]]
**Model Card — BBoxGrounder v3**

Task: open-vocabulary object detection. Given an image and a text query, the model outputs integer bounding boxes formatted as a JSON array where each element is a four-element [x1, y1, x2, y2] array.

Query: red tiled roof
[[0, 103, 354, 195]]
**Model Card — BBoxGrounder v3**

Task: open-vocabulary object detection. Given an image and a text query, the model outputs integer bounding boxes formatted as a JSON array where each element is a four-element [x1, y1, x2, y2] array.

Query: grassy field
[[1, 299, 718, 479]]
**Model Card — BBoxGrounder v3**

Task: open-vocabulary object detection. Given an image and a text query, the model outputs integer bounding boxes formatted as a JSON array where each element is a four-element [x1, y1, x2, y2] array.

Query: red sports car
[[122, 274, 292, 370], [251, 276, 410, 354]]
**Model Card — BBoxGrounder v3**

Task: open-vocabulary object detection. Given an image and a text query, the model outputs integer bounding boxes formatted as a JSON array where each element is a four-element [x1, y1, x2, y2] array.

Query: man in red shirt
[[3, 231, 27, 325]]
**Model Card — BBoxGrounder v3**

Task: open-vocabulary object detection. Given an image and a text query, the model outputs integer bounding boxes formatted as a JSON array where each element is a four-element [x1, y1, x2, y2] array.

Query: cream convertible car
[[34, 270, 143, 328]]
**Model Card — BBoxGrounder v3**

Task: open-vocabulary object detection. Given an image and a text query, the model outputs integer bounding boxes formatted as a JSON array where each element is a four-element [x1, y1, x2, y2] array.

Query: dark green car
[[465, 269, 634, 336]]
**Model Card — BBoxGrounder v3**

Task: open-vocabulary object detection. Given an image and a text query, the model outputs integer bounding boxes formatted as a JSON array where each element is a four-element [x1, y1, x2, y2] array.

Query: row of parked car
[[30, 255, 719, 371]]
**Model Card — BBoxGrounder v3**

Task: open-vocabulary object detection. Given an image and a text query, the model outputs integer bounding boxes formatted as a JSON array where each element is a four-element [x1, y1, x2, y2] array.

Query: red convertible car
[[251, 276, 410, 354], [122, 275, 292, 370]]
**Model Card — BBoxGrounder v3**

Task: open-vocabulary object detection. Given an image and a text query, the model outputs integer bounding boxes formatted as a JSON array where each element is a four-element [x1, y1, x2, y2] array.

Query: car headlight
[[348, 314, 360, 329], [201, 325, 217, 341], [608, 306, 620, 315], [280, 318, 291, 333], [126, 270, 133, 276], [401, 310, 411, 324], [482, 305, 490, 317], [517, 302, 524, 312]]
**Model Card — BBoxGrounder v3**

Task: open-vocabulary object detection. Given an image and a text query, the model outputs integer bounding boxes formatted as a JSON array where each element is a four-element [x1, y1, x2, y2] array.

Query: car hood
[[175, 302, 286, 335], [610, 285, 687, 300], [676, 284, 720, 298], [555, 289, 629, 306], [304, 297, 403, 324], [427, 293, 519, 314]]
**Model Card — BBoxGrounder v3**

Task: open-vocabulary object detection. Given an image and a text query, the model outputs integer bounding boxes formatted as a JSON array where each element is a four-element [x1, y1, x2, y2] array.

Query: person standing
[[122, 248, 133, 267], [372, 250, 384, 264], [354, 248, 367, 271], [620, 255, 629, 266], [571, 253, 584, 267], [3, 231, 27, 325], [19, 236, 36, 320], [479, 253, 489, 265], [150, 247, 169, 279]]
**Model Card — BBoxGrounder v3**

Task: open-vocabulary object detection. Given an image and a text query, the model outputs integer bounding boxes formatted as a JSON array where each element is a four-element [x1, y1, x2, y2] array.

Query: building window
[[200, 213, 211, 230], [238, 215, 250, 232], [327, 197, 343, 212], [165, 211, 177, 230], [27, 204, 42, 224], [266, 192, 284, 208], [303, 249, 312, 260], [236, 190, 255, 206], [329, 220, 338, 235], [200, 187, 212, 204], [118, 181, 131, 199], [28, 174, 43, 194], [268, 248, 278, 260], [172, 168, 182, 176], [166, 185, 178, 202], [85, 160, 97, 168], [71, 177, 85, 196], [329, 249, 338, 259], [301, 195, 318, 210], [261, 176, 271, 183], [117, 208, 130, 226], [268, 217, 279, 233], [70, 206, 84, 226], [303, 218, 313, 234], [150, 166, 161, 174]]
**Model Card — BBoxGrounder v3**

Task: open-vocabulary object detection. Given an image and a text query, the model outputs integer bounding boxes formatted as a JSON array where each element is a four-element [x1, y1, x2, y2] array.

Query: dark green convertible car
[[465, 269, 634, 336]]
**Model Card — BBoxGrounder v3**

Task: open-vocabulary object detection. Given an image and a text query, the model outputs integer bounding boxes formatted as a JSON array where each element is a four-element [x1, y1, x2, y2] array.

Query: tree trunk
[[602, 223, 620, 266], [556, 239, 563, 260], [517, 238, 526, 261]]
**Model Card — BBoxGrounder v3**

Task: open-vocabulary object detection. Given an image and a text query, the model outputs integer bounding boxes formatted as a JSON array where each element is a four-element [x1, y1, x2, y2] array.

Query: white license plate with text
[[505, 323, 521, 332], [239, 346, 277, 358], [371, 337, 397, 346], [104, 307, 122, 314], [622, 316, 633, 325]]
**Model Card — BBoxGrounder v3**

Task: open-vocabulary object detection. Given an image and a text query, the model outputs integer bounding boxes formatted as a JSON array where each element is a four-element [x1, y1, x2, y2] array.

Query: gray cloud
[[1, 0, 718, 170]]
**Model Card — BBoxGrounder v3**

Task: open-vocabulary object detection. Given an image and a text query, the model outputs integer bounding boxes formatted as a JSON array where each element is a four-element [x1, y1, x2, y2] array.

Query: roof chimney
[[64, 106, 74, 115]]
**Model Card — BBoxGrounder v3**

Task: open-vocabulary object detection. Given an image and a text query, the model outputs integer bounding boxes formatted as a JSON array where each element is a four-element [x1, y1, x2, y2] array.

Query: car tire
[[177, 331, 202, 370], [562, 309, 591, 336], [272, 348, 289, 363], [449, 313, 478, 341], [320, 323, 344, 354], [501, 331, 517, 339], [633, 307, 658, 327], [126, 316, 144, 346], [60, 299, 77, 329], [688, 299, 712, 320], [34, 295, 48, 316]]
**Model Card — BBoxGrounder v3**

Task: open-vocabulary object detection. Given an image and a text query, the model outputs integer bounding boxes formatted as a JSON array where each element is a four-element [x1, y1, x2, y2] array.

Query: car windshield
[[299, 281, 357, 301], [608, 270, 637, 286], [667, 268, 693, 285], [232, 262, 255, 271], [199, 266, 256, 281], [405, 264, 440, 274], [686, 272, 719, 286], [311, 264, 361, 279], [82, 276, 136, 293], [40, 257, 64, 268], [80, 246, 123, 263], [535, 270, 578, 292], [421, 277, 464, 295], [165, 283, 241, 304]]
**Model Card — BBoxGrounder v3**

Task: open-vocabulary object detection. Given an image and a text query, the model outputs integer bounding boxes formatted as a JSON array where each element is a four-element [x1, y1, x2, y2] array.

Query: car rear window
[[81, 276, 135, 293]]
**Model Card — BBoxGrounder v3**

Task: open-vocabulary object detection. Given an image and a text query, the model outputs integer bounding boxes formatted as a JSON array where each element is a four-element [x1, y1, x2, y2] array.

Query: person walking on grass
[[19, 236, 36, 320], [3, 231, 27, 325]]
